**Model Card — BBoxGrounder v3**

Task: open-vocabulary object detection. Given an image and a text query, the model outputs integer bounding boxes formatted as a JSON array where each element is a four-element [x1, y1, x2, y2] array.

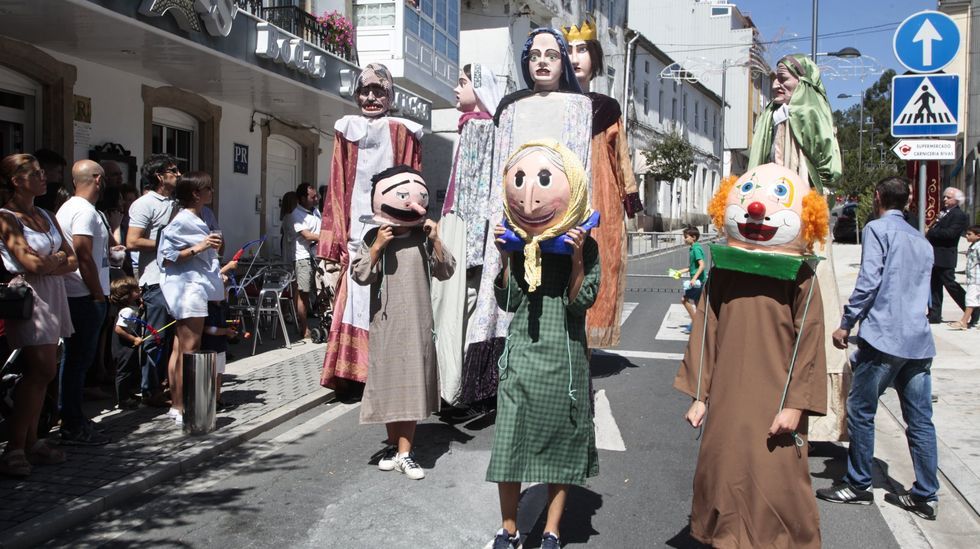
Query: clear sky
[[733, 0, 937, 112]]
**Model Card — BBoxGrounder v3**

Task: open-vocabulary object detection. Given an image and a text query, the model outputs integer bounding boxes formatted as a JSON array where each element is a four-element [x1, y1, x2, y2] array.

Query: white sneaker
[[166, 408, 180, 419], [393, 453, 425, 480], [377, 445, 397, 471]]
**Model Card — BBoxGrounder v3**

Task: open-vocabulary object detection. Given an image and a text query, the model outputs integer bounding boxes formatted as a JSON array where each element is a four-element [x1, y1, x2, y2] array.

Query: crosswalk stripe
[[620, 302, 638, 326], [596, 349, 684, 361], [655, 303, 692, 341], [593, 389, 626, 451]]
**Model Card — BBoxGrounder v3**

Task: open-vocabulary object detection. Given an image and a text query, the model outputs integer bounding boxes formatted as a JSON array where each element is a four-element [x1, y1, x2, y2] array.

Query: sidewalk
[[832, 240, 980, 519], [0, 341, 331, 548]]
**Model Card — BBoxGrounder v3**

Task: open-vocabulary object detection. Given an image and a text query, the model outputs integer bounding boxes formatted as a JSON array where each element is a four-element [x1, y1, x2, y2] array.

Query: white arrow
[[913, 18, 942, 66]]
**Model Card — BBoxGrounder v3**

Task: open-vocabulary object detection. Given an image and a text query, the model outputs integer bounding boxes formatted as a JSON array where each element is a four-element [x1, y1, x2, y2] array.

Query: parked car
[[832, 202, 858, 243]]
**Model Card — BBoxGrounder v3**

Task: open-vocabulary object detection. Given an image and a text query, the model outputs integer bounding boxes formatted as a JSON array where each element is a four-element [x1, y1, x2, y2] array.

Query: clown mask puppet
[[356, 67, 390, 118], [504, 148, 572, 237], [369, 168, 429, 227], [721, 163, 826, 256]]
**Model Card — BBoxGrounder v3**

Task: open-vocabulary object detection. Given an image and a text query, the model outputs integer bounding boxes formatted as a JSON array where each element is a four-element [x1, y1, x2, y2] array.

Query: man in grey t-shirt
[[125, 154, 179, 405]]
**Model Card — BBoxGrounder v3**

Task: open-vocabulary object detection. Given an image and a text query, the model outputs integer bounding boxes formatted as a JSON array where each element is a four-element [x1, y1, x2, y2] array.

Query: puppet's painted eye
[[770, 182, 789, 199], [396, 191, 409, 200], [537, 169, 552, 188], [546, 51, 560, 62], [419, 191, 428, 202], [514, 170, 526, 188], [739, 181, 756, 194]]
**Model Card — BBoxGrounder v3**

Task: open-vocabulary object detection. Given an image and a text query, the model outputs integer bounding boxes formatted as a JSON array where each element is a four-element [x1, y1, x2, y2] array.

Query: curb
[[880, 392, 980, 518], [1, 388, 335, 549]]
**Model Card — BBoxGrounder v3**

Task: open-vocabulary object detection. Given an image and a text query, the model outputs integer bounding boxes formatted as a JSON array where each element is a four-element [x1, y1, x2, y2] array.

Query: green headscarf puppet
[[748, 54, 841, 193]]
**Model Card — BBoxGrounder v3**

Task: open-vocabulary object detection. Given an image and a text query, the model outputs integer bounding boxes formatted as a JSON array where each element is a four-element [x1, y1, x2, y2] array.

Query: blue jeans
[[845, 340, 939, 500], [141, 284, 174, 395], [59, 296, 107, 429]]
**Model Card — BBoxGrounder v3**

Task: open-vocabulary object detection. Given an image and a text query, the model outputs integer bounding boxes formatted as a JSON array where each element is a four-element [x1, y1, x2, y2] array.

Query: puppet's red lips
[[512, 208, 556, 226], [535, 69, 550, 75], [737, 222, 778, 241]]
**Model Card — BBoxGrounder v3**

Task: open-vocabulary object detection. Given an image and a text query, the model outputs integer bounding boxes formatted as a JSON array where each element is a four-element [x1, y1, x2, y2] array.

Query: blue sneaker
[[485, 528, 522, 549], [681, 323, 692, 334], [542, 532, 561, 549]]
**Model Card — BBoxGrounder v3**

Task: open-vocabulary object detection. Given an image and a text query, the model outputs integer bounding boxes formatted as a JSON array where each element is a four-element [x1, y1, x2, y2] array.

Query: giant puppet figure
[[674, 163, 830, 549], [431, 63, 505, 405], [486, 140, 599, 549], [318, 63, 423, 390], [747, 54, 847, 441], [459, 29, 593, 405], [564, 19, 643, 348]]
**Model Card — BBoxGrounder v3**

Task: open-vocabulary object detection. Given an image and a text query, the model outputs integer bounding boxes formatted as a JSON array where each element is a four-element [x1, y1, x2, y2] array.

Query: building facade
[[628, 0, 769, 177], [626, 33, 723, 230], [0, 0, 430, 257], [938, 0, 978, 221]]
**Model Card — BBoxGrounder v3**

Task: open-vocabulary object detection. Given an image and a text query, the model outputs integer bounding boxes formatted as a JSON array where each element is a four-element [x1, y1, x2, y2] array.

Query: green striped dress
[[486, 237, 601, 485]]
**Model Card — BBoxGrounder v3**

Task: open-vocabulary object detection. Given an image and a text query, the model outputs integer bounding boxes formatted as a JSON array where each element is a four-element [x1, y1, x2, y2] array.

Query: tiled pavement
[[0, 346, 329, 548]]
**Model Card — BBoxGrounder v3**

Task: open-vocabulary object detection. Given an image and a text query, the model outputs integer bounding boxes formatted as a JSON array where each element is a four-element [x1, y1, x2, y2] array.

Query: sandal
[[27, 439, 67, 465], [947, 322, 969, 330], [0, 449, 32, 477]]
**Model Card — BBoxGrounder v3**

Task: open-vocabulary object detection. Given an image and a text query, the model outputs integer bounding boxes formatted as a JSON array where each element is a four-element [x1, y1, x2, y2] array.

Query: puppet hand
[[566, 228, 586, 260], [685, 400, 707, 428], [493, 224, 514, 258], [832, 328, 849, 350], [423, 219, 439, 242], [768, 408, 802, 437], [373, 225, 395, 251]]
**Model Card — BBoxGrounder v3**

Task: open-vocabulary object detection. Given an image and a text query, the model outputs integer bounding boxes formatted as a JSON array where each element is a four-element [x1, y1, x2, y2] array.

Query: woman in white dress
[[158, 172, 223, 423]]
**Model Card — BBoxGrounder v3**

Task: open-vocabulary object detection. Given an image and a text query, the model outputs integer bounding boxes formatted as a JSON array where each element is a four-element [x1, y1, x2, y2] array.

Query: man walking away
[[927, 187, 974, 325], [817, 176, 939, 521], [126, 155, 179, 406]]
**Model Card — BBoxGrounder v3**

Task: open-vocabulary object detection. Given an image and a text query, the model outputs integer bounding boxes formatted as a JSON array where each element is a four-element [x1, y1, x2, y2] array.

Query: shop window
[[642, 82, 648, 115], [151, 107, 197, 174], [658, 88, 664, 124], [408, 0, 458, 64], [0, 66, 41, 157]]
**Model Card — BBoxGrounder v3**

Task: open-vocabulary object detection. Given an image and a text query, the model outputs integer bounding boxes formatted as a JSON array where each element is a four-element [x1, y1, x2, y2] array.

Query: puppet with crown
[[318, 63, 424, 393], [673, 163, 829, 549], [564, 19, 642, 348]]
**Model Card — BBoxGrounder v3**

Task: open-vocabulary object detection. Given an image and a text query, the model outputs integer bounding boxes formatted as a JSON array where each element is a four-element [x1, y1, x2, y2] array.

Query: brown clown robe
[[318, 116, 423, 388], [586, 94, 642, 348], [673, 246, 827, 549]]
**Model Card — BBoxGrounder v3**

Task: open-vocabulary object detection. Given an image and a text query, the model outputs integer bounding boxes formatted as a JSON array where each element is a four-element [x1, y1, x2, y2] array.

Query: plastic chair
[[251, 268, 296, 355]]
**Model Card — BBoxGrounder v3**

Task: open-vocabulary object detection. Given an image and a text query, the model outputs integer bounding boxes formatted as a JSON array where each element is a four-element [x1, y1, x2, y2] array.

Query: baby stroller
[[307, 258, 336, 344], [0, 344, 60, 439]]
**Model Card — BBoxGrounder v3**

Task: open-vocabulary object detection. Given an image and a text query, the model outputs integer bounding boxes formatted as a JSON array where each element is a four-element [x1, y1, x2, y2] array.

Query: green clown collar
[[709, 243, 822, 281]]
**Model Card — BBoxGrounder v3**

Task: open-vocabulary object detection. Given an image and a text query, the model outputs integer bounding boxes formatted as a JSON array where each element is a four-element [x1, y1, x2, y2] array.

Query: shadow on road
[[590, 352, 638, 379], [516, 484, 602, 547]]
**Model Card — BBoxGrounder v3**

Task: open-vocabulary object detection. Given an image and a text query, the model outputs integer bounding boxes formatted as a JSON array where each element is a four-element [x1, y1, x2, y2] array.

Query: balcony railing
[[234, 1, 358, 64]]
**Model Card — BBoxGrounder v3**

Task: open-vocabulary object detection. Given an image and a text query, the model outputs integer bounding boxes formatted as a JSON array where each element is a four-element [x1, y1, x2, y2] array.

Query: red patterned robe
[[318, 117, 422, 387]]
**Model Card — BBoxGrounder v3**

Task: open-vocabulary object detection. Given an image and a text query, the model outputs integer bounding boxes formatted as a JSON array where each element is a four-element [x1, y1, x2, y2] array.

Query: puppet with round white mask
[[350, 165, 455, 480], [486, 140, 600, 549], [563, 19, 642, 348], [674, 163, 830, 549], [431, 63, 505, 406], [318, 63, 424, 395]]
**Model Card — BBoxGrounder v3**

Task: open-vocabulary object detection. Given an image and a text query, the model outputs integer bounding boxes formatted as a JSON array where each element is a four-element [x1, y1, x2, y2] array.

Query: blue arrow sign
[[891, 74, 959, 137], [893, 11, 960, 73]]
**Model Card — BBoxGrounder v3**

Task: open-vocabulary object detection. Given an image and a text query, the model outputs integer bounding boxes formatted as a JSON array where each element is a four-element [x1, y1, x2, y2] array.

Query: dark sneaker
[[541, 532, 561, 549], [117, 397, 140, 410], [816, 482, 874, 505], [885, 492, 938, 520], [377, 445, 397, 471], [59, 423, 110, 446], [485, 528, 522, 549], [393, 452, 425, 480]]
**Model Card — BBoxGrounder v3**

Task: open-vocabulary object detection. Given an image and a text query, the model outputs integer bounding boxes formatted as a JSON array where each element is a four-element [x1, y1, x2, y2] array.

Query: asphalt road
[[47, 247, 900, 548]]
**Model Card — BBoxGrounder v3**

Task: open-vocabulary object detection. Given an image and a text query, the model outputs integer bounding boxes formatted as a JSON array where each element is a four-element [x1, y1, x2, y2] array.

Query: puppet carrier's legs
[[308, 259, 335, 344]]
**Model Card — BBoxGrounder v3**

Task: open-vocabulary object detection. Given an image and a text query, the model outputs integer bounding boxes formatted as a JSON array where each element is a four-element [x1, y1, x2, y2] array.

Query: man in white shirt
[[126, 154, 179, 406], [291, 183, 321, 339], [56, 160, 111, 445]]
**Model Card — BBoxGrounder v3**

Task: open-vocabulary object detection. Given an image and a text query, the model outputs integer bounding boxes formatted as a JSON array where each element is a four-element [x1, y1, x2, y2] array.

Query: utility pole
[[720, 60, 728, 176], [858, 94, 864, 172], [811, 0, 819, 61]]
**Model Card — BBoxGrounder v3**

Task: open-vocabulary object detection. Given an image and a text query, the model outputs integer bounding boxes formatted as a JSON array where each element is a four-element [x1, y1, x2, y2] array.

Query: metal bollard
[[182, 351, 217, 435]]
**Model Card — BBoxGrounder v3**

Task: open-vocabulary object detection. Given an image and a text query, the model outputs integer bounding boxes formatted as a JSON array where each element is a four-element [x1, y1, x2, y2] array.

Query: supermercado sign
[[255, 23, 328, 79]]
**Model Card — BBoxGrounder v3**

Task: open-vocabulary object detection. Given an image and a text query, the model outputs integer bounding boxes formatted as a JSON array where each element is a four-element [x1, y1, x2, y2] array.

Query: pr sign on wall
[[233, 143, 249, 174]]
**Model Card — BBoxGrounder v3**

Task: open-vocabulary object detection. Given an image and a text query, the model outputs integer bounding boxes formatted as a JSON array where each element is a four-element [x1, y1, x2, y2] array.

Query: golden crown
[[561, 19, 596, 42]]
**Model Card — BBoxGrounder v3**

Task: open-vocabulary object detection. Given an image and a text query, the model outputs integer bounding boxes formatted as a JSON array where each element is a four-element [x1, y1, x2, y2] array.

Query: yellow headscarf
[[502, 139, 592, 292]]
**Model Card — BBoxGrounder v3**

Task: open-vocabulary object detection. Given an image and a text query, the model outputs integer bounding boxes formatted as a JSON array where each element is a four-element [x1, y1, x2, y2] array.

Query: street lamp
[[824, 47, 862, 59], [838, 92, 865, 173]]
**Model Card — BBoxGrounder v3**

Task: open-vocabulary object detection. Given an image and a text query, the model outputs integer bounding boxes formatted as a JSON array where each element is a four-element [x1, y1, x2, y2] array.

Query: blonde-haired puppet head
[[710, 163, 828, 255]]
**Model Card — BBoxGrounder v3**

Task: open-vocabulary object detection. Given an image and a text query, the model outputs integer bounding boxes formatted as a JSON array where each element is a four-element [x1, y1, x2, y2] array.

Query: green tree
[[643, 131, 695, 183], [832, 69, 903, 200]]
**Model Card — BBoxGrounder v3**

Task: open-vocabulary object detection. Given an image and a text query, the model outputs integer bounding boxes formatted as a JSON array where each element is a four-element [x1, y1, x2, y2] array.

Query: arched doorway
[[266, 135, 301, 259]]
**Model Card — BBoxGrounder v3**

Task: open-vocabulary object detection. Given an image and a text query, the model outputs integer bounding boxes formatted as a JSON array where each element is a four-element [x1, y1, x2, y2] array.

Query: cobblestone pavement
[[0, 347, 327, 544]]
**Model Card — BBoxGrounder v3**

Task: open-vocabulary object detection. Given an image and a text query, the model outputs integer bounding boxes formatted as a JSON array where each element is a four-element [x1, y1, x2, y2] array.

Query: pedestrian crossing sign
[[891, 74, 959, 137]]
